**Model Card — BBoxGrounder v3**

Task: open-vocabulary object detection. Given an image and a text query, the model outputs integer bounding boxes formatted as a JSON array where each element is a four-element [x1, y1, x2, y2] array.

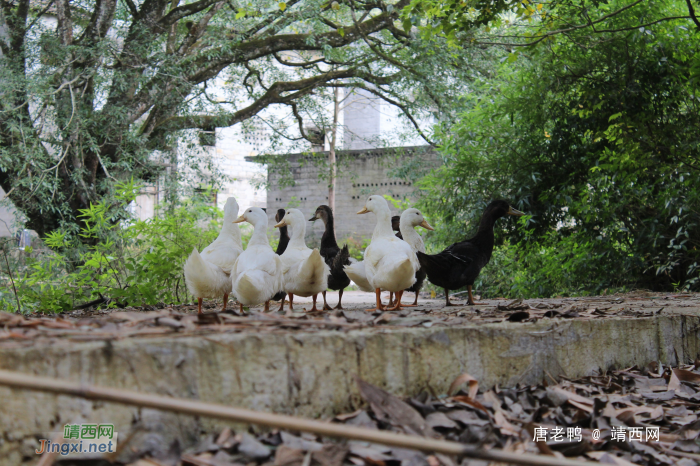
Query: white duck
[[230, 206, 284, 312], [395, 208, 433, 307], [274, 208, 329, 312], [344, 195, 419, 312], [184, 197, 243, 314]]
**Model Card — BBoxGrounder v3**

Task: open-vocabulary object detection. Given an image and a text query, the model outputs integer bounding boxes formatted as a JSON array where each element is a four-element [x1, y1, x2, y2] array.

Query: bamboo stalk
[[0, 369, 596, 466]]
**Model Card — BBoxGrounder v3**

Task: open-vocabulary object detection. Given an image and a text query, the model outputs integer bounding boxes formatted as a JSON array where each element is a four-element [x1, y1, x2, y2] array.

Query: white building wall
[[213, 126, 267, 211]]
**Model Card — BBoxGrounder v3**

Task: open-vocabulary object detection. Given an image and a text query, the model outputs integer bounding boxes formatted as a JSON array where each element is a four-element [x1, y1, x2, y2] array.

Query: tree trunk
[[328, 87, 340, 213]]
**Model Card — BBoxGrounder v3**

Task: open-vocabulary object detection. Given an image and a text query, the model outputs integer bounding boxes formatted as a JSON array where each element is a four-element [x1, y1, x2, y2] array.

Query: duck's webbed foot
[[444, 290, 457, 307], [366, 288, 386, 312], [467, 285, 487, 305], [333, 290, 344, 310], [322, 291, 332, 311], [307, 294, 320, 312], [387, 290, 416, 310]]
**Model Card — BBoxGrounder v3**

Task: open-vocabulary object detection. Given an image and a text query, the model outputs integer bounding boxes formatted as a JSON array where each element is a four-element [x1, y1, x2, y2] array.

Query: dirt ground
[[1, 291, 699, 347]]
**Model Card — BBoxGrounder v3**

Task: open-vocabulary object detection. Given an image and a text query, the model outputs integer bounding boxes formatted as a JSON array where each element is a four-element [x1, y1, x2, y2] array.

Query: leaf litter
[[2, 292, 698, 347], [66, 361, 700, 466]]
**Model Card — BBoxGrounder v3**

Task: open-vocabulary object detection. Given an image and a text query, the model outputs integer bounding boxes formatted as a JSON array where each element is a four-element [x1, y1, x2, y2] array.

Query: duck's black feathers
[[272, 208, 288, 301], [328, 244, 351, 290], [312, 205, 351, 291], [418, 200, 513, 293], [391, 215, 403, 240]]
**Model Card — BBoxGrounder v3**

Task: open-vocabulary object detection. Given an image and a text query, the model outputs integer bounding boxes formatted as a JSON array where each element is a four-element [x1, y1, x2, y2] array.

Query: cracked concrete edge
[[0, 315, 698, 464]]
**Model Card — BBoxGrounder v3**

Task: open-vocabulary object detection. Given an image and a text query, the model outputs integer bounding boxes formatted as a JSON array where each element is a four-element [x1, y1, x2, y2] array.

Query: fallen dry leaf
[[447, 372, 479, 398]]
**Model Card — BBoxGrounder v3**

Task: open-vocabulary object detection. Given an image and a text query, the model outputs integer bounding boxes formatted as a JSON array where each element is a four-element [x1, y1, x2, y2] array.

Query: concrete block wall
[[254, 146, 441, 244]]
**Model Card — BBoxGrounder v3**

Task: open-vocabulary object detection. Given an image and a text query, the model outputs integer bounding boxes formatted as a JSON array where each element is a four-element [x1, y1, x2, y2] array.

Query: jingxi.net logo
[[36, 424, 118, 457]]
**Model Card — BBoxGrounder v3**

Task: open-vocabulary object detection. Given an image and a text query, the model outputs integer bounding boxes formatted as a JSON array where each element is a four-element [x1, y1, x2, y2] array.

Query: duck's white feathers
[[184, 248, 233, 299], [230, 206, 284, 306], [200, 232, 242, 275], [354, 195, 419, 293], [364, 236, 419, 292], [232, 245, 284, 305], [278, 209, 329, 297], [281, 247, 329, 297], [183, 197, 242, 299], [343, 258, 374, 292]]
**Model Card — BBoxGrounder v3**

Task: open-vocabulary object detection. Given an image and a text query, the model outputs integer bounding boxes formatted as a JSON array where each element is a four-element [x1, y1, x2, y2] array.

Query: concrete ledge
[[1, 314, 699, 464]]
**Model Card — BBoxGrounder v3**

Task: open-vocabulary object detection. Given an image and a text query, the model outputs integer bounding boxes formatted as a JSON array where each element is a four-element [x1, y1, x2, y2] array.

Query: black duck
[[309, 205, 351, 310], [417, 200, 524, 306]]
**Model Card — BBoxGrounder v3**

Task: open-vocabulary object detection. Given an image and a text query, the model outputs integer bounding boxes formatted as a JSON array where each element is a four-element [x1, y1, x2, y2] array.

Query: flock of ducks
[[184, 196, 524, 314]]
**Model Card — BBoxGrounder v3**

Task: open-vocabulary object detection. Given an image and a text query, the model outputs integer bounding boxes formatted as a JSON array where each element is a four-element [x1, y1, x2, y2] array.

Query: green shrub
[[0, 184, 248, 313]]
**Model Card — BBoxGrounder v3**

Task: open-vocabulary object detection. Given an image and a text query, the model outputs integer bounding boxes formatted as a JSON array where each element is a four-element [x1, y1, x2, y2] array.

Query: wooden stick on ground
[[0, 370, 596, 466]]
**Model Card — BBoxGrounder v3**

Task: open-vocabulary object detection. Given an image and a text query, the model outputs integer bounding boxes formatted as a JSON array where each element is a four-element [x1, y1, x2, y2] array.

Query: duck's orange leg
[[366, 288, 386, 312], [387, 290, 415, 310], [322, 291, 332, 311], [467, 285, 487, 305], [308, 294, 320, 312], [444, 289, 456, 306], [198, 297, 203, 314], [221, 293, 229, 312]]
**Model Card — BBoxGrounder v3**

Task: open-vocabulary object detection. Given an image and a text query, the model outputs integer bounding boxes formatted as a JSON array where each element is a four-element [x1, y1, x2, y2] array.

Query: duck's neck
[[399, 220, 425, 253], [221, 220, 243, 248], [248, 218, 270, 247], [471, 210, 500, 251], [276, 226, 289, 254], [288, 219, 307, 249], [321, 214, 339, 250], [371, 207, 394, 240]]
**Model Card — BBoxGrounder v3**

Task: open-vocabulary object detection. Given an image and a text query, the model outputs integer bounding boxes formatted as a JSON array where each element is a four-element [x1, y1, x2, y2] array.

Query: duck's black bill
[[507, 207, 526, 216]]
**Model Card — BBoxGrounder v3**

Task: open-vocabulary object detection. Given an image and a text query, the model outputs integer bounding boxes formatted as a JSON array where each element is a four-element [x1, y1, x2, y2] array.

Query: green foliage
[[345, 237, 371, 261], [420, 0, 700, 294], [0, 190, 235, 313]]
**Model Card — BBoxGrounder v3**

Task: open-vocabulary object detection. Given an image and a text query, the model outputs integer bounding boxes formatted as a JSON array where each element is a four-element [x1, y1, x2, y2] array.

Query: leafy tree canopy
[[419, 0, 700, 293], [0, 0, 493, 240]]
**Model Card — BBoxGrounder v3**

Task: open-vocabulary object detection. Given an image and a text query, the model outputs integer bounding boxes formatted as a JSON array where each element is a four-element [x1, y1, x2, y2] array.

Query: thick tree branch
[[121, 0, 138, 16], [685, 0, 700, 29], [78, 0, 117, 44], [186, 0, 409, 84], [149, 68, 368, 135]]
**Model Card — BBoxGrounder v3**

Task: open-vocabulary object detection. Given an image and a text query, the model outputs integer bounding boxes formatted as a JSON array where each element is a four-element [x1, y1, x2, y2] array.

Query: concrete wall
[[255, 146, 441, 244], [0, 188, 20, 237], [213, 127, 267, 211], [1, 314, 698, 465]]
